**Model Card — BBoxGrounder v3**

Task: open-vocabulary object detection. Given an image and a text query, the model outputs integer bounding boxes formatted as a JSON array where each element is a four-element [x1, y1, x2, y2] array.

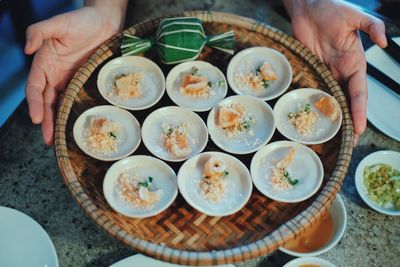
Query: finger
[[25, 16, 63, 54], [25, 57, 46, 124], [358, 14, 387, 48], [348, 69, 368, 137], [42, 86, 58, 145], [354, 133, 359, 147]]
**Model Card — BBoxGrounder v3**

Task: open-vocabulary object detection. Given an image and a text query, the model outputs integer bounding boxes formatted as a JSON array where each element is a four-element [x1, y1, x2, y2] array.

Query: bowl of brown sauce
[[280, 195, 346, 257]]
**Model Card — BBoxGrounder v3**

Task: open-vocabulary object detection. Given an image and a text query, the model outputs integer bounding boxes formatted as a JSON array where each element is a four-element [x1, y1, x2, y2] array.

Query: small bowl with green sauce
[[355, 150, 400, 216]]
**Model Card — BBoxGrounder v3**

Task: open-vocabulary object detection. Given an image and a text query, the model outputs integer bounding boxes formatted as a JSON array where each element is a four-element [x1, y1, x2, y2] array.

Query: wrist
[[283, 0, 335, 19], [283, 0, 307, 18], [85, 0, 128, 32]]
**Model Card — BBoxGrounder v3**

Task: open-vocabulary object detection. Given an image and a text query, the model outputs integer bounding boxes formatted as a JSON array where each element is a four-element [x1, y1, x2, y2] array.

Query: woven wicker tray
[[55, 11, 354, 266]]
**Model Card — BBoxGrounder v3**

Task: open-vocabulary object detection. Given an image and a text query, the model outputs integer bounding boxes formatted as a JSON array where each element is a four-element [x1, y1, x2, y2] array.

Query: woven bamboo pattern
[[55, 11, 354, 266]]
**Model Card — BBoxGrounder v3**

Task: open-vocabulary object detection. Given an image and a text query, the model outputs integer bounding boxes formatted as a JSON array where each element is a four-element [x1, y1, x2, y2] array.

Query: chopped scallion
[[109, 132, 117, 140]]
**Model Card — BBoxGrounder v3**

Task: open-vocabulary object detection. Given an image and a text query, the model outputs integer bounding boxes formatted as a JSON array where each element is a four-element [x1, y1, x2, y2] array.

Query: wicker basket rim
[[55, 10, 354, 266]]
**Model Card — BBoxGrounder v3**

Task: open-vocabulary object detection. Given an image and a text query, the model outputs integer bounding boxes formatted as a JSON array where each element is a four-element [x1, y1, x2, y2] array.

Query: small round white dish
[[0, 206, 59, 267], [274, 88, 342, 145], [355, 150, 400, 216], [166, 60, 227, 111], [177, 152, 252, 216], [97, 56, 165, 110], [226, 47, 292, 101], [207, 95, 275, 154], [250, 141, 323, 203], [110, 254, 234, 267], [280, 195, 346, 257], [283, 257, 336, 267], [142, 106, 208, 162], [73, 105, 141, 161], [103, 155, 178, 218]]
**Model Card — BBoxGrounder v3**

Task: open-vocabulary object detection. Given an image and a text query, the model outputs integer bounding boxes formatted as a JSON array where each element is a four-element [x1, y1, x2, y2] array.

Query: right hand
[[283, 0, 386, 145], [25, 6, 123, 145]]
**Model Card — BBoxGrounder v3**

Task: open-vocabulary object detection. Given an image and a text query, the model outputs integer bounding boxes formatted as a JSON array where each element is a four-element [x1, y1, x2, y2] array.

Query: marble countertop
[[1, 1, 399, 266]]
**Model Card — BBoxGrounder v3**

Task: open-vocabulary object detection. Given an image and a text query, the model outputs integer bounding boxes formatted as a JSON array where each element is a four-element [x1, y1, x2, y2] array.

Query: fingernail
[[25, 40, 31, 52], [380, 34, 388, 48], [31, 116, 41, 124]]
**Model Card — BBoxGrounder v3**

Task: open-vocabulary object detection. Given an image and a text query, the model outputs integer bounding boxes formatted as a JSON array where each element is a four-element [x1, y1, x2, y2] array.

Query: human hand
[[283, 0, 387, 144], [25, 4, 125, 145]]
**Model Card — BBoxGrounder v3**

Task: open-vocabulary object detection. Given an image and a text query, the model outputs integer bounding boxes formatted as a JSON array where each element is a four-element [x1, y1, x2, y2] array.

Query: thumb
[[358, 13, 387, 48], [25, 15, 64, 54]]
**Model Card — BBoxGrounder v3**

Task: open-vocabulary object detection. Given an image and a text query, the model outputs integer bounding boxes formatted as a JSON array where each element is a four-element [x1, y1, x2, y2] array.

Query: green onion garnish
[[284, 171, 299, 186], [191, 67, 199, 75], [109, 132, 117, 140]]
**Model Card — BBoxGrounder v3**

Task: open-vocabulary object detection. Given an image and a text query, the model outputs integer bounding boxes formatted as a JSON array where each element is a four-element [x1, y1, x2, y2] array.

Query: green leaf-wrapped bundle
[[121, 17, 234, 64]]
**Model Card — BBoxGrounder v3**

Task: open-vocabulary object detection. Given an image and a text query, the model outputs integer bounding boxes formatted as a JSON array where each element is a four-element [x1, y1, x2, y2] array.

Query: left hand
[[284, 0, 387, 144], [25, 5, 125, 145]]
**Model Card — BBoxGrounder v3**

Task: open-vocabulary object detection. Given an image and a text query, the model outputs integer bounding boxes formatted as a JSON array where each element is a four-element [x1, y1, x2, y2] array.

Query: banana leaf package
[[121, 17, 235, 64]]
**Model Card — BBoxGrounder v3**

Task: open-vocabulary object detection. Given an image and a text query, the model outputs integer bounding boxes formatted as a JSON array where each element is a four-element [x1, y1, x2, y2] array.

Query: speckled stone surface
[[1, 1, 399, 266]]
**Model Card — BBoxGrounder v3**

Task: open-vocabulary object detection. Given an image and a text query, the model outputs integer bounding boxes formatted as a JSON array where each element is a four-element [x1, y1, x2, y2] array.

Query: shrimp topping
[[87, 117, 121, 153], [315, 96, 340, 122], [259, 63, 277, 81], [200, 157, 229, 202], [180, 74, 210, 96], [269, 147, 299, 191], [162, 123, 192, 158], [217, 103, 255, 136], [233, 62, 277, 93], [117, 174, 162, 208], [114, 72, 143, 99]]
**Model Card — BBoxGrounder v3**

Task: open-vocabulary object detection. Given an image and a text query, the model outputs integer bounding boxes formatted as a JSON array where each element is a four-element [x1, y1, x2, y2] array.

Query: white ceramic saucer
[[250, 141, 324, 203], [103, 155, 177, 218], [207, 95, 275, 154], [110, 254, 234, 267], [355, 150, 400, 216], [274, 88, 342, 144], [177, 151, 252, 216], [166, 60, 227, 111], [227, 47, 292, 100], [73, 105, 141, 161], [0, 206, 59, 267], [141, 106, 208, 162], [283, 257, 336, 267], [97, 56, 165, 110]]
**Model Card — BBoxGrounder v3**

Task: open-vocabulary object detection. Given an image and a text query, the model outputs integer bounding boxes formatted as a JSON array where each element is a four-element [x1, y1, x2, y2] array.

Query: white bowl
[[166, 60, 227, 111], [103, 155, 178, 218], [110, 254, 234, 267], [355, 150, 400, 216], [177, 152, 253, 216], [250, 141, 323, 203], [0, 207, 59, 267], [226, 47, 292, 101], [97, 56, 165, 110], [283, 257, 336, 267], [279, 195, 347, 257], [73, 105, 141, 161], [141, 106, 208, 162], [207, 95, 275, 154], [274, 88, 342, 144]]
